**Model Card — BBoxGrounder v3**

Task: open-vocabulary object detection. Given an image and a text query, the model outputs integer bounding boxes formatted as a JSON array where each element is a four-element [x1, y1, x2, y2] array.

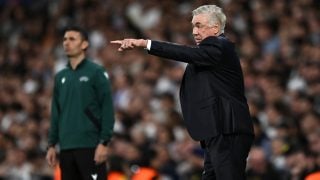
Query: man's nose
[[63, 41, 69, 46], [192, 27, 198, 35]]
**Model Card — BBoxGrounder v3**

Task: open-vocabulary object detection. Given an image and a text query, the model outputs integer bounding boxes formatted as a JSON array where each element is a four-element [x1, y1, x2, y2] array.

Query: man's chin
[[66, 54, 75, 58], [194, 40, 201, 45]]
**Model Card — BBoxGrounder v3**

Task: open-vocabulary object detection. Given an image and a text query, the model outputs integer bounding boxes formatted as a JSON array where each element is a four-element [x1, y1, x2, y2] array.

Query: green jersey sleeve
[[93, 68, 115, 143], [48, 76, 60, 146]]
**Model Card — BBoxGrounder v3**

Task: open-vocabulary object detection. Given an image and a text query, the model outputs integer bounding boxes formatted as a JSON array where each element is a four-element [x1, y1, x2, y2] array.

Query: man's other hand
[[46, 147, 57, 167], [94, 144, 109, 165]]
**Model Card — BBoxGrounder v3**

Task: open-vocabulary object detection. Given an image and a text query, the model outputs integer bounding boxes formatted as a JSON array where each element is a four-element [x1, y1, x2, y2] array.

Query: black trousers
[[60, 148, 106, 180], [200, 134, 254, 180]]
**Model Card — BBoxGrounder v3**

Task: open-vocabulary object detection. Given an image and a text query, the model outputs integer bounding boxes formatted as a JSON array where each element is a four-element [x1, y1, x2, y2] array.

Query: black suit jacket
[[148, 35, 254, 141]]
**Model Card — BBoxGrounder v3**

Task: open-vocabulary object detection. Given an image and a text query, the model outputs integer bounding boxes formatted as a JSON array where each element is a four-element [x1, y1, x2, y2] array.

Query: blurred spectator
[[252, 117, 272, 158], [107, 155, 129, 180], [285, 149, 319, 180], [247, 147, 284, 180]]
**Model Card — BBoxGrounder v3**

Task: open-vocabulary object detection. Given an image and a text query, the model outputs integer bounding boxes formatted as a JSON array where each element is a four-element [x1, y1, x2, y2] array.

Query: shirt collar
[[67, 58, 88, 70]]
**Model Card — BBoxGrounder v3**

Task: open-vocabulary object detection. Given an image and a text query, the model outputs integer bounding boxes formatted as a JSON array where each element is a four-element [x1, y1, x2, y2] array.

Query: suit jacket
[[148, 34, 254, 141]]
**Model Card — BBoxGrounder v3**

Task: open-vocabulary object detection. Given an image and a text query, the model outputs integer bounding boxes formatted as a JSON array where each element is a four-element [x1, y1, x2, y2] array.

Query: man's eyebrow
[[63, 36, 75, 39], [191, 22, 201, 26]]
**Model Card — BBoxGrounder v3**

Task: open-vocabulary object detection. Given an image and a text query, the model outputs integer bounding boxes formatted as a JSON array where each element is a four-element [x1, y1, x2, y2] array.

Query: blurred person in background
[[0, 147, 32, 180], [46, 26, 115, 180], [247, 146, 284, 180], [251, 117, 272, 158], [107, 155, 129, 180], [111, 4, 254, 180], [285, 148, 319, 180]]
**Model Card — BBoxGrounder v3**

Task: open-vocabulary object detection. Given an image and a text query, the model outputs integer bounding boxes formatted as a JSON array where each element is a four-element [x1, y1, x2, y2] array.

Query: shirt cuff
[[146, 40, 151, 50]]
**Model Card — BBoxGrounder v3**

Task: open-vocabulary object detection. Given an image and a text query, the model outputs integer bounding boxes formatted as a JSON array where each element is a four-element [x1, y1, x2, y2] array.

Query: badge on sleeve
[[104, 72, 109, 79], [61, 77, 66, 84]]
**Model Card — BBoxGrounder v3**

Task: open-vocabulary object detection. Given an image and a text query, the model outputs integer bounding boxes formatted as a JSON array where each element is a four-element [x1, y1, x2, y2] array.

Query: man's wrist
[[46, 144, 55, 151], [145, 39, 151, 50], [139, 39, 147, 48], [99, 139, 109, 146]]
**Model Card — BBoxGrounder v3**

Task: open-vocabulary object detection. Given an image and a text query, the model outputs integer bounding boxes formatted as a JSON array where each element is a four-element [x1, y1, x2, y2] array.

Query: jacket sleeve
[[48, 76, 60, 146], [148, 37, 223, 66], [94, 68, 115, 143]]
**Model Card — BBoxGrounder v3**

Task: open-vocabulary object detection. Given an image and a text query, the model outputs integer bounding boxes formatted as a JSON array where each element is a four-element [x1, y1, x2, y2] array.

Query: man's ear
[[213, 24, 220, 35], [81, 40, 89, 50]]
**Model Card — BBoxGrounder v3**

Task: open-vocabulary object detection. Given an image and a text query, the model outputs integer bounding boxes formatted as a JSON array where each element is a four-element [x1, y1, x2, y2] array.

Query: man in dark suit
[[111, 4, 254, 180]]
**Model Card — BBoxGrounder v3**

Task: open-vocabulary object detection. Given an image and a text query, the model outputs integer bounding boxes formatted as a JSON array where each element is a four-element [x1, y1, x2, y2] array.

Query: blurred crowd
[[0, 0, 319, 179]]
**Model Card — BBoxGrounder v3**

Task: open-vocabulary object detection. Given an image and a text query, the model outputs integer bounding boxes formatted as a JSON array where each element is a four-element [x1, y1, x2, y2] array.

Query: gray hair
[[192, 5, 226, 34]]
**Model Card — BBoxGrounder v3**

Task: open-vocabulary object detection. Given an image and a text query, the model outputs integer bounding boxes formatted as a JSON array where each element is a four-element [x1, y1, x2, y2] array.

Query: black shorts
[[59, 148, 106, 180]]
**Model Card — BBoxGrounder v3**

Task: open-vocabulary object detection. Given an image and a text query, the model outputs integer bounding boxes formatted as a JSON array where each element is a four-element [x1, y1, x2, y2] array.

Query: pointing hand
[[110, 39, 148, 51]]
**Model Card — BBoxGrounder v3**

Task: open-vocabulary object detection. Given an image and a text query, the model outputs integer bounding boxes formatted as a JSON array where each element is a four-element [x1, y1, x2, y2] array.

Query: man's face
[[192, 13, 219, 45], [63, 31, 88, 58]]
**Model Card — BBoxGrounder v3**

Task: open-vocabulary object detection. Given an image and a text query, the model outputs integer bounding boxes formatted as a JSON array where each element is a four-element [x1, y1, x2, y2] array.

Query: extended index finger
[[110, 40, 123, 44]]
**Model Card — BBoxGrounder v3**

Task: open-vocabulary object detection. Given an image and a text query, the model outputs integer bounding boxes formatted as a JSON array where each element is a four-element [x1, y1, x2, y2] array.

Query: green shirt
[[48, 58, 115, 150]]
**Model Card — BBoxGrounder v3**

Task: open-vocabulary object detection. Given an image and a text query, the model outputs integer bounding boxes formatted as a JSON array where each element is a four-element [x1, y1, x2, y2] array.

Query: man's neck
[[69, 54, 85, 70]]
